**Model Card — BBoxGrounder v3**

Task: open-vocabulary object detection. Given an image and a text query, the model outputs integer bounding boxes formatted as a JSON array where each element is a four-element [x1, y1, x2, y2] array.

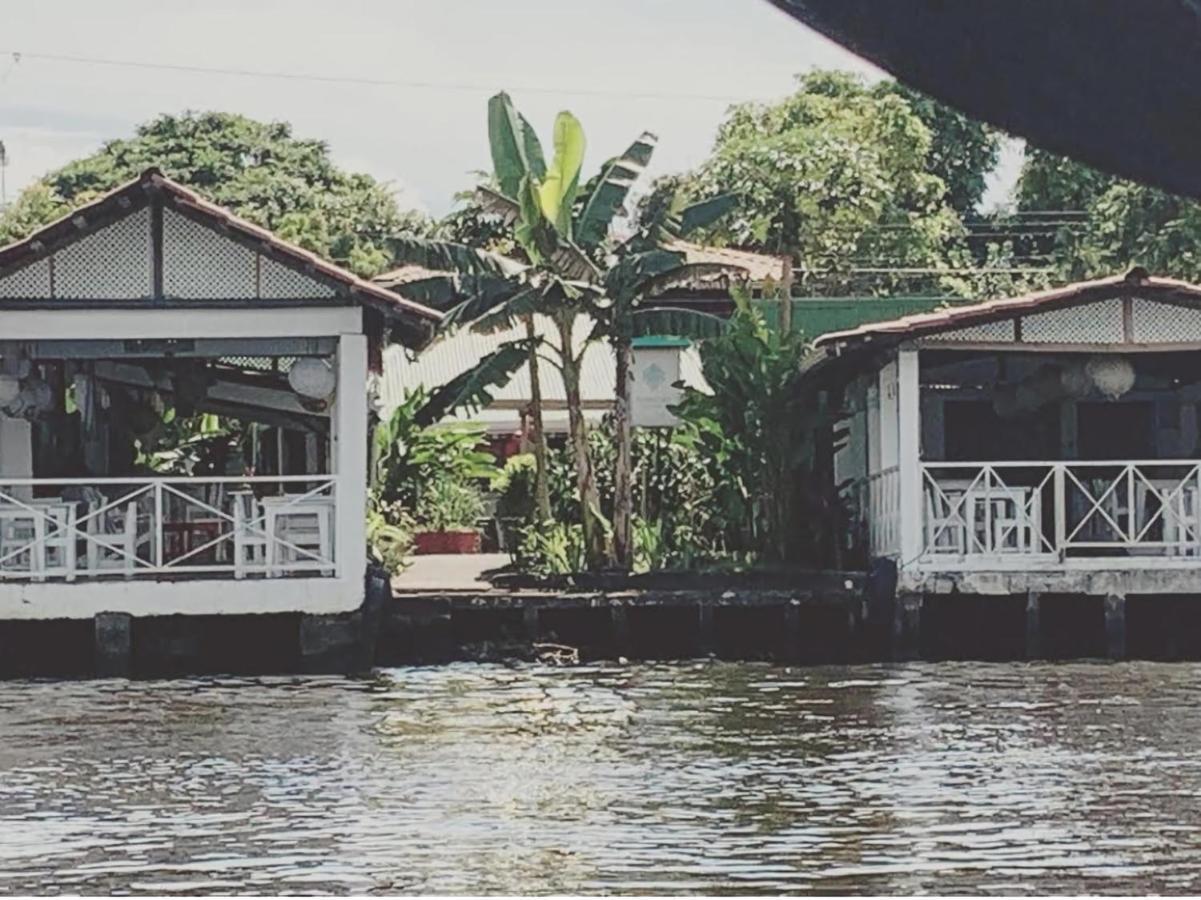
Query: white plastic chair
[[86, 501, 140, 576], [232, 492, 268, 579]]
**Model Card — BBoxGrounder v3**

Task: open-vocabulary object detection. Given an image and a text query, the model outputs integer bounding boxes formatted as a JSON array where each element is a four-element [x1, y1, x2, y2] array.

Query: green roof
[[754, 296, 974, 338]]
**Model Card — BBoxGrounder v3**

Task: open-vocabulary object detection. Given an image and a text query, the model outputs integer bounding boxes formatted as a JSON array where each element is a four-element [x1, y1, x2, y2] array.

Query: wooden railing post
[[154, 481, 164, 568]]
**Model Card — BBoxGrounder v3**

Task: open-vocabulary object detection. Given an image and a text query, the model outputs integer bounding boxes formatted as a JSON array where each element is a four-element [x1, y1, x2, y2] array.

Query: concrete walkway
[[392, 553, 510, 592]]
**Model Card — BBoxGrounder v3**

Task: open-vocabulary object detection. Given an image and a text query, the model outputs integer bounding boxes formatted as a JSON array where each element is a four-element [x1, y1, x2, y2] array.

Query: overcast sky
[[0, 0, 1021, 216]]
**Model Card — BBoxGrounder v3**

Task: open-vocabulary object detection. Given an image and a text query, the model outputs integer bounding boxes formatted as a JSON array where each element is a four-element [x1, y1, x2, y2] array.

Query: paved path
[[391, 553, 510, 591]]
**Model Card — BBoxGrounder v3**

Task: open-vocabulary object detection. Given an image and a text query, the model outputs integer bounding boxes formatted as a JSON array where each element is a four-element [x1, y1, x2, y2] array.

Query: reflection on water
[[2, 661, 1200, 894]]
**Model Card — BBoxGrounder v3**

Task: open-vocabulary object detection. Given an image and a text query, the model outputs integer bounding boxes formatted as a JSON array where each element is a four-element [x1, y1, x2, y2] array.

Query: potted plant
[[413, 477, 485, 554]]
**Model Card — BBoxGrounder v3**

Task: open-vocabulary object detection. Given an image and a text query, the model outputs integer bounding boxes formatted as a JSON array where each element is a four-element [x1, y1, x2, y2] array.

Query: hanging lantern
[[1059, 361, 1092, 399], [0, 374, 19, 408], [1085, 355, 1136, 401], [25, 378, 54, 413], [288, 357, 337, 400]]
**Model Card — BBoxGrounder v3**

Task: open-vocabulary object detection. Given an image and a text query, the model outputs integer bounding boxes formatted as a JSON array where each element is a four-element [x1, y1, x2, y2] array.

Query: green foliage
[[414, 478, 486, 531], [878, 82, 1001, 214], [1015, 146, 1201, 283], [367, 493, 415, 574], [641, 71, 963, 296], [372, 388, 498, 509], [672, 291, 841, 562], [514, 520, 586, 577], [491, 453, 538, 521], [0, 111, 431, 277]]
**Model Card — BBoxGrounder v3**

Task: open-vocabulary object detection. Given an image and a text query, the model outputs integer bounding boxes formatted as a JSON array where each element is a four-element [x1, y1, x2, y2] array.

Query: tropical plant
[[0, 111, 432, 277], [367, 492, 415, 574], [393, 92, 740, 570], [371, 388, 498, 509], [514, 520, 586, 577], [414, 478, 486, 532], [673, 288, 846, 563]]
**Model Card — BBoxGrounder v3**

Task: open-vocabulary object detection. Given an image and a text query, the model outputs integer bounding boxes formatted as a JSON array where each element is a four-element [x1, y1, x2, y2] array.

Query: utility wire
[[0, 49, 759, 104]]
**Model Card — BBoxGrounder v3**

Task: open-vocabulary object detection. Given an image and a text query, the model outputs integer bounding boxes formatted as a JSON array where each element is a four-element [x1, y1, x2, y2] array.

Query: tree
[[394, 93, 737, 570], [639, 71, 964, 296], [877, 82, 1000, 215], [0, 111, 431, 277], [1015, 147, 1201, 283]]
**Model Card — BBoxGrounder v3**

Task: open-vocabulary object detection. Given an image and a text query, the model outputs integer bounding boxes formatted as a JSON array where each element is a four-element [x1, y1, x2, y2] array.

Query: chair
[[262, 496, 334, 576], [86, 501, 140, 576], [38, 501, 79, 581], [232, 492, 268, 579]]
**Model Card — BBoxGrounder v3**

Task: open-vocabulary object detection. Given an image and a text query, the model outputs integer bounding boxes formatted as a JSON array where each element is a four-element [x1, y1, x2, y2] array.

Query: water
[[2, 662, 1200, 895]]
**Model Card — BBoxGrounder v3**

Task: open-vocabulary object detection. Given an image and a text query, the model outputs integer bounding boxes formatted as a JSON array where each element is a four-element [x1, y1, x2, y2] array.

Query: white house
[[813, 269, 1201, 598], [0, 168, 439, 621]]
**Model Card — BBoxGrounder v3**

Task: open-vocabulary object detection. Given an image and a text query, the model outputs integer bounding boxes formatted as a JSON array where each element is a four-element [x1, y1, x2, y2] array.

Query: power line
[[0, 49, 760, 104]]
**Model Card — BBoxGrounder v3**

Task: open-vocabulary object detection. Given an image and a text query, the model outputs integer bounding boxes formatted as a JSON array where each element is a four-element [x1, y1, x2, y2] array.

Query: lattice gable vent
[[162, 207, 336, 301], [0, 205, 340, 303], [0, 206, 154, 300], [1130, 297, 1201, 343], [1019, 297, 1125, 343]]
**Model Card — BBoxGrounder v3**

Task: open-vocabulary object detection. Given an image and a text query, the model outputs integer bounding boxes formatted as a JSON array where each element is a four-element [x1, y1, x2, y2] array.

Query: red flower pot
[[414, 530, 481, 555]]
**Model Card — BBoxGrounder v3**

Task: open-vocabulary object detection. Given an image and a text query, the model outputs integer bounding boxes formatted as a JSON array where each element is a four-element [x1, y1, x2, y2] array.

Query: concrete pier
[[94, 612, 132, 678]]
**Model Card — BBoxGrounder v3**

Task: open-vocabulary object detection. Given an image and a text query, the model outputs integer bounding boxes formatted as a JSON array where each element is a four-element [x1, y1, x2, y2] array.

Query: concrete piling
[[1104, 594, 1127, 660], [1026, 592, 1042, 659], [94, 611, 132, 678]]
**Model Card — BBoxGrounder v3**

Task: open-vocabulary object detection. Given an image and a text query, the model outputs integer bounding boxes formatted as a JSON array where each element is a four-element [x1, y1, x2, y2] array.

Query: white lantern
[[0, 374, 19, 407], [1085, 355, 1136, 401], [288, 357, 337, 400], [1059, 362, 1092, 399], [25, 378, 54, 413]]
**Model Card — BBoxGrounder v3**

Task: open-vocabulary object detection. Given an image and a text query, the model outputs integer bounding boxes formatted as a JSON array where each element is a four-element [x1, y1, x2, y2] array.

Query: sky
[[0, 0, 1022, 217]]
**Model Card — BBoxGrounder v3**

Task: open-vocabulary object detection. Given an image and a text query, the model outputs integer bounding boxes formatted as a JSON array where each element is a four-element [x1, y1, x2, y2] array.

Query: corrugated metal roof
[[379, 313, 707, 431]]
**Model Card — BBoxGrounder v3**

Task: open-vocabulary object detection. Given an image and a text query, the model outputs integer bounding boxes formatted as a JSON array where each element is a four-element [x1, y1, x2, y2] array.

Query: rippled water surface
[[3, 661, 1201, 894]]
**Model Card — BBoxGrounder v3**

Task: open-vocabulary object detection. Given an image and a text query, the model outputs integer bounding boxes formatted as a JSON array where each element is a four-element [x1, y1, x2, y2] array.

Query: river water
[[1, 661, 1200, 894]]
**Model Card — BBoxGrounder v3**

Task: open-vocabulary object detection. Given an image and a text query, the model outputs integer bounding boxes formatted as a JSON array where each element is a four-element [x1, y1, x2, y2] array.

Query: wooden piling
[[698, 603, 716, 656], [892, 592, 923, 661], [610, 604, 631, 657]]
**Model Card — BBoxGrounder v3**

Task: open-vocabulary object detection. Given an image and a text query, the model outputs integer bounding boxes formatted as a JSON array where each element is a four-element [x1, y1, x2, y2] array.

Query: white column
[[897, 347, 923, 565], [334, 334, 368, 590]]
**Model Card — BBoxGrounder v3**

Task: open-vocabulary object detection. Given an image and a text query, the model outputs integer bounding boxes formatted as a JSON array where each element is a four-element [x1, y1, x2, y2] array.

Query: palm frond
[[388, 236, 522, 278], [678, 194, 738, 235], [440, 280, 531, 334], [474, 186, 521, 225], [469, 285, 545, 335], [550, 238, 602, 280], [574, 132, 658, 248], [414, 339, 535, 427]]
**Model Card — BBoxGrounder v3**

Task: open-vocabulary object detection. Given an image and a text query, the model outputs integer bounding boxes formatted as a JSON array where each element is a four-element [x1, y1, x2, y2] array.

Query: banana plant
[[391, 92, 744, 571]]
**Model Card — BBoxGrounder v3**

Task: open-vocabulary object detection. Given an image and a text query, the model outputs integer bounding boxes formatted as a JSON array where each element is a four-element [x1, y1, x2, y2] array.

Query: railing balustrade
[[0, 475, 336, 582], [920, 460, 1201, 561]]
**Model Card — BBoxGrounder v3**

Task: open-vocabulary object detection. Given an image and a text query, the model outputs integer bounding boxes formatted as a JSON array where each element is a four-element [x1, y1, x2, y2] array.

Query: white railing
[[0, 476, 336, 582], [921, 460, 1201, 561], [861, 466, 901, 557]]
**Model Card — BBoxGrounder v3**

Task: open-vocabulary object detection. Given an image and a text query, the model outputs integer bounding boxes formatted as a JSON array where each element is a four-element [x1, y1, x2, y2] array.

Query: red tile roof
[[0, 167, 442, 345]]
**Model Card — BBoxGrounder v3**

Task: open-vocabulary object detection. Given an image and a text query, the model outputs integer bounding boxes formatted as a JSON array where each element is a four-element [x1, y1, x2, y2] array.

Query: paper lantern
[[288, 357, 337, 400], [1059, 362, 1092, 399], [0, 374, 19, 407], [1085, 355, 1136, 401]]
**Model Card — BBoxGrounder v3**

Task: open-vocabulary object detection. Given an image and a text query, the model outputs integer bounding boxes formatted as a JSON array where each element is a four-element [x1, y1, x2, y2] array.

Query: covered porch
[[819, 272, 1201, 592], [0, 169, 437, 618]]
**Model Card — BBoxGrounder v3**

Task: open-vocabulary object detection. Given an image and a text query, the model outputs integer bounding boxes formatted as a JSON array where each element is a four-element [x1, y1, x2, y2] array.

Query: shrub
[[414, 478, 485, 532], [367, 493, 414, 574]]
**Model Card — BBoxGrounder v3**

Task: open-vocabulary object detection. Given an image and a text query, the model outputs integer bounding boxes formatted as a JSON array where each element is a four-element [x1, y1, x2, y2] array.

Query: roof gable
[[0, 168, 440, 344], [813, 271, 1201, 352]]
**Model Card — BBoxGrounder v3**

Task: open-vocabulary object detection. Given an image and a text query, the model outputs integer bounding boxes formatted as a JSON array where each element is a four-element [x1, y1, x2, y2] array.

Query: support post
[[94, 611, 132, 678], [892, 591, 922, 661], [334, 333, 368, 593], [523, 604, 540, 642], [1105, 593, 1126, 660], [1025, 591, 1041, 659], [698, 602, 716, 656], [784, 600, 802, 662], [610, 604, 630, 659], [896, 349, 923, 565]]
